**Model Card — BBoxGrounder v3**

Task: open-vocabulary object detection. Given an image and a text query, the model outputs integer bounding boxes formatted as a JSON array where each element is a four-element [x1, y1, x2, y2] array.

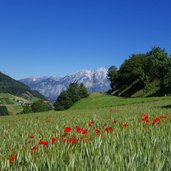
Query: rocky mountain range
[[20, 68, 110, 101]]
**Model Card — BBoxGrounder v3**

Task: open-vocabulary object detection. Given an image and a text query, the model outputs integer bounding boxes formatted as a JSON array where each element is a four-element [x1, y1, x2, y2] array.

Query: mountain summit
[[20, 68, 110, 101]]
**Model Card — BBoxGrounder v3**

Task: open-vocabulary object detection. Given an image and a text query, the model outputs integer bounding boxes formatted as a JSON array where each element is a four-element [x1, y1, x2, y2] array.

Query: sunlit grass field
[[0, 94, 171, 170]]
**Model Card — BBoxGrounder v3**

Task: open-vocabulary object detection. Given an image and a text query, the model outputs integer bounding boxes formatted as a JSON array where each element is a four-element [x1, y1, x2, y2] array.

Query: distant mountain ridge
[[20, 68, 110, 101], [0, 72, 46, 100]]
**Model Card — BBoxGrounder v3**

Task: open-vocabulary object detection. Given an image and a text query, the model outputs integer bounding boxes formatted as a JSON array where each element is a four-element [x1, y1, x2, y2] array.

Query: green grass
[[0, 94, 171, 170], [70, 93, 171, 110]]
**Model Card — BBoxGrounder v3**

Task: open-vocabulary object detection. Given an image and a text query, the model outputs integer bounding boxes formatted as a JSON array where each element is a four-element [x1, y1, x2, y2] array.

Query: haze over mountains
[[20, 68, 110, 101]]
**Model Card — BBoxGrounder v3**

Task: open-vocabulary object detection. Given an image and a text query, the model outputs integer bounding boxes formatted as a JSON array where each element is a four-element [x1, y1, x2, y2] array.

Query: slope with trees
[[108, 47, 171, 97]]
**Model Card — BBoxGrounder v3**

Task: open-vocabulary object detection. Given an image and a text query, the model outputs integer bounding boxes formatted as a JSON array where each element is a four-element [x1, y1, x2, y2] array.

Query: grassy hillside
[[0, 72, 46, 100], [0, 94, 171, 170], [0, 93, 40, 115], [70, 92, 171, 110]]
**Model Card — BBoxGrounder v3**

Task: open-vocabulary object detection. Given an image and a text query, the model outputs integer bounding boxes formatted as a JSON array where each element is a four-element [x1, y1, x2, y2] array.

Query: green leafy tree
[[54, 91, 73, 110], [119, 54, 148, 86], [21, 105, 32, 114], [79, 83, 89, 98], [164, 68, 171, 95], [67, 83, 81, 102], [107, 65, 119, 91], [54, 82, 89, 111], [146, 47, 171, 95]]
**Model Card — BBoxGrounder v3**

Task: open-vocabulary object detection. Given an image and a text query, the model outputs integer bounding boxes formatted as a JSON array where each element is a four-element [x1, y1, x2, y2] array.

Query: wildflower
[[159, 115, 167, 119], [31, 146, 38, 151], [8, 153, 16, 163], [39, 140, 49, 146], [82, 129, 88, 135], [75, 125, 88, 135], [64, 127, 72, 133], [152, 117, 160, 125], [29, 135, 34, 139], [122, 123, 129, 128], [31, 146, 38, 153], [104, 127, 112, 132], [51, 138, 57, 144], [113, 120, 117, 123], [67, 137, 79, 144], [90, 121, 94, 125], [141, 114, 149, 123], [89, 121, 94, 126], [95, 129, 100, 134]]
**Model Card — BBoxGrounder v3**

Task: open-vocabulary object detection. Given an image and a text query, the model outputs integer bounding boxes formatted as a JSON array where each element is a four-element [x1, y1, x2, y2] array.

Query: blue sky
[[0, 0, 171, 79]]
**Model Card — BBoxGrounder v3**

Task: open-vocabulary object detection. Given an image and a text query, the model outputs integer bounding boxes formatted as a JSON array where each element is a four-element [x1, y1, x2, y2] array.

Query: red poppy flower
[[77, 128, 82, 133], [72, 138, 79, 144], [122, 123, 129, 128], [152, 117, 160, 124], [63, 139, 67, 143], [51, 138, 57, 143], [82, 129, 88, 135], [64, 127, 72, 133], [31, 146, 38, 153], [89, 121, 95, 126], [95, 129, 100, 134], [141, 114, 149, 123], [8, 153, 16, 163], [39, 140, 48, 146], [104, 127, 112, 132], [75, 126, 82, 133], [75, 126, 88, 135], [159, 115, 167, 119], [29, 135, 34, 139], [90, 121, 94, 125]]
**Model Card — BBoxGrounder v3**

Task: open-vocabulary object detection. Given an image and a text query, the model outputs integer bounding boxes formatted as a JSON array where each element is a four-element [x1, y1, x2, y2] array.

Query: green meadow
[[0, 93, 171, 170]]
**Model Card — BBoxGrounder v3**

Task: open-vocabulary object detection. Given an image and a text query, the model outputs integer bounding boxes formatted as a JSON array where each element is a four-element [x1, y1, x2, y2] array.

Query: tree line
[[107, 47, 171, 97]]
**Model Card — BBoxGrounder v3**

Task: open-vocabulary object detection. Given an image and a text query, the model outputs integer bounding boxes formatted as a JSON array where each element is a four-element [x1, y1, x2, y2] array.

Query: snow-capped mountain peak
[[19, 68, 110, 101]]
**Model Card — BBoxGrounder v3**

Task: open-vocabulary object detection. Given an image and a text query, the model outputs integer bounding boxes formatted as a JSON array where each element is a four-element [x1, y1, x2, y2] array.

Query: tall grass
[[0, 97, 171, 170]]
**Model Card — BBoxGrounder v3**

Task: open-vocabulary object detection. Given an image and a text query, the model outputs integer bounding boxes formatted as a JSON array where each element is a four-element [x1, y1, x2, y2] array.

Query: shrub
[[0, 106, 8, 116], [21, 100, 53, 114]]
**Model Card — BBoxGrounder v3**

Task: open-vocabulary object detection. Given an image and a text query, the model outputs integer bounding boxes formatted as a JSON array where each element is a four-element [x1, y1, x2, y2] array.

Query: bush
[[0, 106, 8, 116], [31, 100, 53, 113], [21, 100, 53, 114], [21, 105, 32, 114]]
